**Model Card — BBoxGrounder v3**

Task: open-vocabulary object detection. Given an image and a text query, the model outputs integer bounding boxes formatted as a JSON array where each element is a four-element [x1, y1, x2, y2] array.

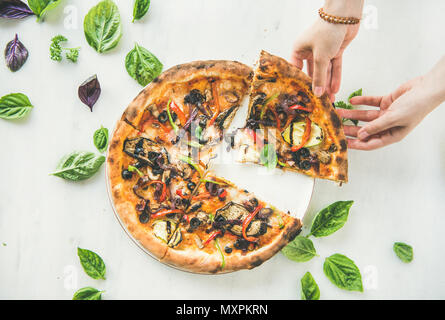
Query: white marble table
[[1, 0, 445, 299]]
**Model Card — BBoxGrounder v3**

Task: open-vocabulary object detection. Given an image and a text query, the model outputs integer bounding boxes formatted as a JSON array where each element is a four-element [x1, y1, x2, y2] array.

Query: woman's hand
[[291, 21, 359, 102], [291, 0, 363, 101], [337, 74, 445, 150]]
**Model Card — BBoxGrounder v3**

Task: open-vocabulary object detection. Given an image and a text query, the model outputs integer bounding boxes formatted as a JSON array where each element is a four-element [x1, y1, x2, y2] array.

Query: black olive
[[171, 112, 177, 122], [299, 160, 311, 170], [189, 202, 202, 212], [190, 217, 201, 228], [181, 198, 191, 207], [297, 148, 310, 157], [139, 212, 149, 224], [187, 182, 196, 191], [205, 181, 219, 196], [184, 89, 205, 106], [121, 169, 133, 180], [152, 167, 163, 175], [166, 213, 176, 219], [234, 238, 250, 250], [158, 110, 168, 123], [224, 246, 233, 254]]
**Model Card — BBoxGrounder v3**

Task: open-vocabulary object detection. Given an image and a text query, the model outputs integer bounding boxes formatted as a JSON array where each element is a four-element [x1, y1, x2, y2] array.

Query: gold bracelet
[[318, 8, 361, 25]]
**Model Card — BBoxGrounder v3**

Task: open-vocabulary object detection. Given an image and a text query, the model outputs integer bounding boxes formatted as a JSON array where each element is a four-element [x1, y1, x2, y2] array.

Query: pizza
[[230, 51, 348, 182], [107, 60, 303, 273]]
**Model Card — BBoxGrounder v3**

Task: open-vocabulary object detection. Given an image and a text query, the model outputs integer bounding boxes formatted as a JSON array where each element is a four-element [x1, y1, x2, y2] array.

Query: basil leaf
[[301, 272, 320, 300], [5, 34, 29, 72], [309, 201, 353, 238], [348, 88, 363, 102], [125, 43, 163, 86], [72, 287, 103, 300], [77, 247, 106, 280], [334, 101, 358, 126], [0, 0, 35, 19], [259, 144, 278, 170], [0, 93, 33, 120], [84, 0, 122, 53], [93, 126, 109, 153], [51, 151, 105, 181], [281, 236, 317, 262], [132, 0, 150, 22], [393, 242, 413, 263], [28, 0, 61, 21], [323, 253, 363, 292], [78, 75, 101, 112]]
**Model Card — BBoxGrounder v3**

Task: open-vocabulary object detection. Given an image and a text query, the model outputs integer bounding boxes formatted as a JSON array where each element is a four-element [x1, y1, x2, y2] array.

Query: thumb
[[312, 53, 330, 97], [358, 112, 398, 140]]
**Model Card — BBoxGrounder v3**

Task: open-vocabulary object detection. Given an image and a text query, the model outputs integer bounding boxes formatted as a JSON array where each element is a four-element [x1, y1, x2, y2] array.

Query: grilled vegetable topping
[[215, 202, 267, 237], [123, 137, 166, 165], [152, 220, 175, 243], [282, 120, 322, 149], [167, 228, 182, 247]]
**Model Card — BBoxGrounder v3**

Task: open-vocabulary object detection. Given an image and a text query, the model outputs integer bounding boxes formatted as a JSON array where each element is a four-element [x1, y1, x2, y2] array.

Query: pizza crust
[[107, 120, 170, 260], [160, 215, 302, 274], [122, 60, 253, 127]]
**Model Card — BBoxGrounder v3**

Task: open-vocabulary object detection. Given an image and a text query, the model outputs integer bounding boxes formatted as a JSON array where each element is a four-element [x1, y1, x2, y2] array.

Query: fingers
[[336, 109, 380, 122], [291, 55, 304, 70], [312, 52, 330, 97], [343, 125, 361, 137], [347, 128, 405, 150], [330, 56, 343, 94], [307, 58, 314, 78], [357, 112, 398, 140], [349, 95, 383, 107]]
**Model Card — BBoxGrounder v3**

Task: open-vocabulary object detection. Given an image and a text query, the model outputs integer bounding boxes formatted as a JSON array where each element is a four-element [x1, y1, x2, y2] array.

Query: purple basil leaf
[[5, 34, 29, 72], [78, 75, 101, 112], [0, 0, 34, 19]]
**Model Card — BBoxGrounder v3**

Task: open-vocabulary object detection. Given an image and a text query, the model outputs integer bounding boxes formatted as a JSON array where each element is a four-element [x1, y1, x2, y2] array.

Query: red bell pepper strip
[[218, 189, 227, 199], [203, 230, 222, 246], [175, 189, 188, 199], [208, 83, 221, 126], [242, 205, 263, 242], [170, 100, 187, 126], [247, 128, 264, 148], [151, 209, 183, 219], [289, 104, 312, 112], [192, 192, 212, 201], [291, 117, 312, 152]]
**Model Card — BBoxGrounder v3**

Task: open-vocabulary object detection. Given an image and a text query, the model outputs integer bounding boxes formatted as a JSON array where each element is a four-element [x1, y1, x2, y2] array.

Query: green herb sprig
[[334, 88, 362, 125], [50, 35, 80, 63]]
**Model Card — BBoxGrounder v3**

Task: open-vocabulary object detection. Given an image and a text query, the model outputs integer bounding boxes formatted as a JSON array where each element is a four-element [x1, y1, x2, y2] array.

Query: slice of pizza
[[230, 51, 348, 182], [160, 174, 302, 273], [121, 60, 252, 156], [108, 121, 302, 273]]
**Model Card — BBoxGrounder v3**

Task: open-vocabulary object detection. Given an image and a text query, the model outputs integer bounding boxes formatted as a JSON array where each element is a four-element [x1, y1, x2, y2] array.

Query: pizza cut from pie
[[230, 51, 348, 182], [108, 120, 302, 273]]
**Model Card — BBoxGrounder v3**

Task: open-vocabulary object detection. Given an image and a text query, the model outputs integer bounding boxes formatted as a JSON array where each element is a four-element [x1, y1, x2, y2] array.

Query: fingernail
[[358, 130, 370, 140], [314, 86, 323, 97]]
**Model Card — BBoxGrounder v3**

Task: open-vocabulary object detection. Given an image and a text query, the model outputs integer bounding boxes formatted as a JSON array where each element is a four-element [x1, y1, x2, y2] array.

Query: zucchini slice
[[281, 121, 323, 148]]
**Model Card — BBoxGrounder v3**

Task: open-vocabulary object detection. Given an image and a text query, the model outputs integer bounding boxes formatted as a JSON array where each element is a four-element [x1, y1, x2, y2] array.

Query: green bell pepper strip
[[128, 165, 144, 177], [166, 99, 179, 134], [214, 238, 226, 269]]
